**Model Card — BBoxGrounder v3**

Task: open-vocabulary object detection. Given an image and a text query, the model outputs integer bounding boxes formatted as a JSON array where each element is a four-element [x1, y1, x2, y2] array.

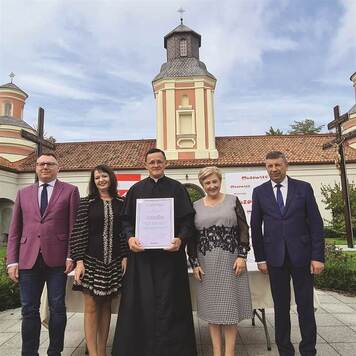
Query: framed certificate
[[135, 198, 174, 249]]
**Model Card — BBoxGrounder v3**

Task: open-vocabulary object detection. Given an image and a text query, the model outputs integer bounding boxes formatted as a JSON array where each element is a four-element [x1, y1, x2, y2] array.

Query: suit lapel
[[264, 181, 280, 214], [31, 183, 41, 218], [283, 176, 295, 216], [42, 180, 63, 218]]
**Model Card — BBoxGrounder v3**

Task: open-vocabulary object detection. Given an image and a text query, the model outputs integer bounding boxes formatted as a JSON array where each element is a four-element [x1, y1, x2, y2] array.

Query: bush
[[320, 182, 356, 237], [0, 255, 20, 311], [314, 244, 356, 294]]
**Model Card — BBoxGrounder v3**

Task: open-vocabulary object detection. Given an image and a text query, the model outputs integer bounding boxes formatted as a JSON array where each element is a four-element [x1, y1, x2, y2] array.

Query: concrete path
[[0, 289, 356, 355]]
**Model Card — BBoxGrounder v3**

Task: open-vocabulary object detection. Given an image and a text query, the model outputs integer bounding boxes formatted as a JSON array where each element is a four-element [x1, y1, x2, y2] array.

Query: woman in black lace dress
[[188, 166, 253, 356], [70, 165, 128, 356]]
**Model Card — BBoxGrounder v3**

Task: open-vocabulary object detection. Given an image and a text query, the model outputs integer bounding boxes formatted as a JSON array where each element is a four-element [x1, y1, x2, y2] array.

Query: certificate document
[[135, 198, 174, 249]]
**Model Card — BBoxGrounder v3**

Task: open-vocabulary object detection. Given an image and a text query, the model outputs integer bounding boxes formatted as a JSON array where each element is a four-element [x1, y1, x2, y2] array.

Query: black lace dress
[[70, 197, 128, 297]]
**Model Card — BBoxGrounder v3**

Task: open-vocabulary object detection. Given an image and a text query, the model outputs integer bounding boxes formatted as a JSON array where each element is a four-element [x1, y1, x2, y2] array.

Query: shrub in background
[[0, 256, 20, 311], [315, 244, 356, 294]]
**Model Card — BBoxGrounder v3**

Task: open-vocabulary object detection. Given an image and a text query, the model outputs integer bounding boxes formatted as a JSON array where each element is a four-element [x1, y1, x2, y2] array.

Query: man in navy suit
[[251, 151, 325, 356]]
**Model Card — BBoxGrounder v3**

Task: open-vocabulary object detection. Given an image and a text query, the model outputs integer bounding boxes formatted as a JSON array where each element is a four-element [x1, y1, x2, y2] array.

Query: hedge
[[315, 244, 356, 294], [0, 256, 20, 311]]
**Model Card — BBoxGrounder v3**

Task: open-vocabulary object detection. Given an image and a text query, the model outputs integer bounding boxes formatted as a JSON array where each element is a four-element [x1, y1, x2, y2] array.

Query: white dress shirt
[[38, 179, 56, 207], [271, 175, 288, 206]]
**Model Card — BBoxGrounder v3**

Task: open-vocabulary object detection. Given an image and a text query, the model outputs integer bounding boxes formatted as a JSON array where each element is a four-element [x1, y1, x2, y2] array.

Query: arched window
[[180, 39, 187, 57], [4, 103, 12, 116]]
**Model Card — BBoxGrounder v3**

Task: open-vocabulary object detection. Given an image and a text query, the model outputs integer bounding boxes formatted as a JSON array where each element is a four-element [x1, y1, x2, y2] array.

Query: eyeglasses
[[36, 162, 58, 167], [147, 160, 164, 166]]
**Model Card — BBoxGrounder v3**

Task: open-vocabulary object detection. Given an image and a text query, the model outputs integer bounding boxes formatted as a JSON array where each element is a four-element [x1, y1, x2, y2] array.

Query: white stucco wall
[[2, 162, 356, 223]]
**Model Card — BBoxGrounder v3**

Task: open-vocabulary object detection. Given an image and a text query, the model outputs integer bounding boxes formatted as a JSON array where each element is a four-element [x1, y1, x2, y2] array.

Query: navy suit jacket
[[250, 177, 324, 267]]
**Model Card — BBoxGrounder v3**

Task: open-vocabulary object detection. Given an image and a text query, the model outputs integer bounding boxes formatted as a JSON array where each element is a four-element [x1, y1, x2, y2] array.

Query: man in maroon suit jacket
[[7, 153, 80, 356]]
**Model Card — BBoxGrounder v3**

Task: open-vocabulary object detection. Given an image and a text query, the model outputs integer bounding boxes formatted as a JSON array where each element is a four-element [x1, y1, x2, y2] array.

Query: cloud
[[0, 0, 354, 143], [327, 0, 356, 66]]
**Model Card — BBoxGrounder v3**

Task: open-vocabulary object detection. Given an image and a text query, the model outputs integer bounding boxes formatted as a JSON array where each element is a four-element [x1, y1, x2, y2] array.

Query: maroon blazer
[[6, 180, 80, 269]]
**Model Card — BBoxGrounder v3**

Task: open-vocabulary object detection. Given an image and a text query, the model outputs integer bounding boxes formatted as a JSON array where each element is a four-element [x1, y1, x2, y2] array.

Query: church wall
[[4, 162, 356, 224], [0, 170, 19, 201]]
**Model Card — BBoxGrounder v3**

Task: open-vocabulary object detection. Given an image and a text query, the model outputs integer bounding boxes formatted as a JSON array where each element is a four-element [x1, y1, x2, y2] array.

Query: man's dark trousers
[[19, 254, 67, 356], [268, 251, 316, 356]]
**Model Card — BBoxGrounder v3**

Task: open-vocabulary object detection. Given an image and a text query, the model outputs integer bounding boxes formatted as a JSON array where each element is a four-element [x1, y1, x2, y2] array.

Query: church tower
[[0, 74, 36, 161], [342, 71, 356, 149], [152, 21, 218, 160]]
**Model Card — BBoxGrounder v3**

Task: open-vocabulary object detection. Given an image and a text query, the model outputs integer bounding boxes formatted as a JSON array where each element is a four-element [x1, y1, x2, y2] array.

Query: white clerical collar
[[38, 179, 57, 187], [150, 175, 165, 183]]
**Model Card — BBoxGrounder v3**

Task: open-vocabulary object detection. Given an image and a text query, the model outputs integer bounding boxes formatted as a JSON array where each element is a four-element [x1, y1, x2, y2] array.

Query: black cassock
[[112, 176, 197, 356]]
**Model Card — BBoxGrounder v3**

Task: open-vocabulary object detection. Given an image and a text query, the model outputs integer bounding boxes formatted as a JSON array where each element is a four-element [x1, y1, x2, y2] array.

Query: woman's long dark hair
[[88, 164, 118, 198]]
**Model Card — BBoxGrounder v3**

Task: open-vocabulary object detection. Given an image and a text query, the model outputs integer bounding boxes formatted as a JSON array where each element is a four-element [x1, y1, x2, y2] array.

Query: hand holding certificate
[[135, 198, 174, 249]]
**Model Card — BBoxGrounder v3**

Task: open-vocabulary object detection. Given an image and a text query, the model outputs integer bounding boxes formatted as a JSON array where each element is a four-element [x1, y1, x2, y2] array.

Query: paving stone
[[239, 327, 275, 345], [0, 346, 21, 356], [317, 326, 356, 343], [0, 319, 20, 332], [0, 332, 17, 347], [289, 327, 325, 344], [313, 343, 340, 356], [317, 294, 341, 304], [0, 309, 21, 320], [333, 294, 356, 304], [331, 342, 356, 356], [245, 343, 279, 356], [63, 330, 84, 348], [334, 312, 356, 326], [320, 303, 355, 314], [315, 313, 344, 326]]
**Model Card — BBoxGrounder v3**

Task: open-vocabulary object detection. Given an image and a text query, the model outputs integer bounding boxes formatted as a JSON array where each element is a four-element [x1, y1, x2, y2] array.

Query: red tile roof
[[10, 134, 356, 173], [0, 157, 18, 172]]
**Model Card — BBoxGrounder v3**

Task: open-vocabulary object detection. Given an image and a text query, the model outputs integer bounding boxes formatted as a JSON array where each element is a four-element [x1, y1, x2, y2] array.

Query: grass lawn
[[0, 246, 6, 259], [325, 237, 350, 245]]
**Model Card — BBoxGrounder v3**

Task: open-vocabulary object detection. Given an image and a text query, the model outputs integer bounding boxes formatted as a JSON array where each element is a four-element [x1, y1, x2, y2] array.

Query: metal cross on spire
[[9, 72, 15, 83], [178, 7, 185, 24]]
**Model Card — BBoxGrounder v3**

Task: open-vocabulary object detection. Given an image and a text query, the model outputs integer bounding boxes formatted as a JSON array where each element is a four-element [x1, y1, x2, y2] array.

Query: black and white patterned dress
[[190, 194, 253, 324], [70, 196, 128, 297]]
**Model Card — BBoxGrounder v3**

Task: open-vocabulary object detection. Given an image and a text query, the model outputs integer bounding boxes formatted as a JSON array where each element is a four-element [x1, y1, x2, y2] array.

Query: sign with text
[[135, 198, 174, 249], [225, 171, 269, 221]]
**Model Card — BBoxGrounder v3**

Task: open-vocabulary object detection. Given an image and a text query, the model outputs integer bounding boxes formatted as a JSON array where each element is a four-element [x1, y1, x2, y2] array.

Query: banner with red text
[[225, 171, 269, 222]]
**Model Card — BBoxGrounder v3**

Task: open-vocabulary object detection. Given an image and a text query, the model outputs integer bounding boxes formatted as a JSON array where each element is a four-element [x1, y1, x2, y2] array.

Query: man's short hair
[[265, 151, 287, 162], [37, 152, 58, 161], [145, 148, 166, 162]]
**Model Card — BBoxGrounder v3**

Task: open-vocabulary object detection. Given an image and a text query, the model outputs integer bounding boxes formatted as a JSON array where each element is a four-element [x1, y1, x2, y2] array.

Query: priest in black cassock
[[111, 148, 197, 356]]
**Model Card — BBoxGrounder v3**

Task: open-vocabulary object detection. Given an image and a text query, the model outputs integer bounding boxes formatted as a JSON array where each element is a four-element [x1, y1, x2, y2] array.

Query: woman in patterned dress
[[188, 166, 253, 356], [70, 165, 128, 356]]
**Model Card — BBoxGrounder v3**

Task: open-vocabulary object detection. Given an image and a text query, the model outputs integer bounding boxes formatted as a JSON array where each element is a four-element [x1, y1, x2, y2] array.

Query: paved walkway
[[0, 289, 355, 355]]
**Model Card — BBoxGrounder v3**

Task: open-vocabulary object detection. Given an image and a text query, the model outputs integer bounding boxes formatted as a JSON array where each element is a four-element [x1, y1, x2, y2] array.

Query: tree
[[320, 182, 356, 237], [266, 127, 284, 135], [288, 119, 324, 134]]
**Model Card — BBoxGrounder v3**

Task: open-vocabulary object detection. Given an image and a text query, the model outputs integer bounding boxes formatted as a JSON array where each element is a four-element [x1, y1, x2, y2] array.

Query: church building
[[0, 22, 356, 241]]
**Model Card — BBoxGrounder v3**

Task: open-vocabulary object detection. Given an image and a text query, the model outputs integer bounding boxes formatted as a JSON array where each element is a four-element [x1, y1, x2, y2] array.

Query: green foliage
[[315, 244, 356, 294], [185, 185, 205, 203], [321, 182, 356, 237], [288, 119, 324, 134], [0, 249, 20, 311], [266, 127, 284, 135]]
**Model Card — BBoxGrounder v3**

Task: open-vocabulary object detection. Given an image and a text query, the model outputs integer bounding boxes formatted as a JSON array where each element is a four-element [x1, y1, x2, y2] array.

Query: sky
[[0, 0, 355, 142]]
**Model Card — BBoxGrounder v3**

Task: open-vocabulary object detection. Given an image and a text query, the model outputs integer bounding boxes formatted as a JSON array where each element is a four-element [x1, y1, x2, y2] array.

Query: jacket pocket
[[57, 234, 68, 241], [20, 236, 27, 243]]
